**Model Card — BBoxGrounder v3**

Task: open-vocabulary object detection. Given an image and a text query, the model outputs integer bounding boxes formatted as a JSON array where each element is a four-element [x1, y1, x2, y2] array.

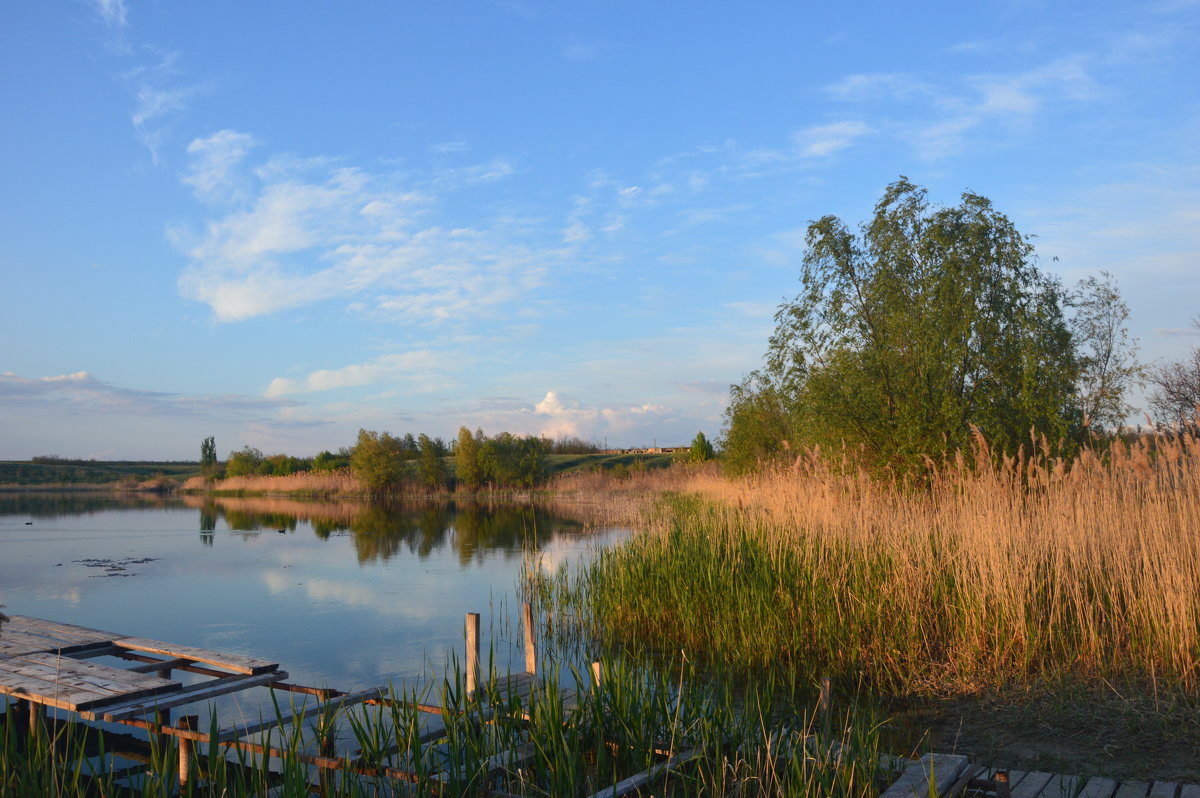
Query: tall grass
[[1, 656, 888, 797], [537, 431, 1200, 696]]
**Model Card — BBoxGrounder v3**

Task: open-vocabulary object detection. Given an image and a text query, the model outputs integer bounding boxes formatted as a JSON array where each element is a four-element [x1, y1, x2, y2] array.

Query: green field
[[0, 460, 200, 486]]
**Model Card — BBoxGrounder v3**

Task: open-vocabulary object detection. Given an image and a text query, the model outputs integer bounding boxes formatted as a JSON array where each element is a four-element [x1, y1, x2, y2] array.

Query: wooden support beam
[[178, 715, 197, 787]]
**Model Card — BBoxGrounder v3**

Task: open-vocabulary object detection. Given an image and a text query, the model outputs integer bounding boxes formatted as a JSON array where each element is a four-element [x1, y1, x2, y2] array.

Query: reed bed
[[537, 431, 1200, 697], [181, 469, 364, 496]]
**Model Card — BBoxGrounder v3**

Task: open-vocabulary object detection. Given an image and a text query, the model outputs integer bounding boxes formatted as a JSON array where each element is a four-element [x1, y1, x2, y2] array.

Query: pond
[[0, 493, 624, 700]]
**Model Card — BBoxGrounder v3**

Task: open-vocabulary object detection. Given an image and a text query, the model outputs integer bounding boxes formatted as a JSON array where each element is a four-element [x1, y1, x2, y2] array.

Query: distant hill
[[0, 460, 200, 487]]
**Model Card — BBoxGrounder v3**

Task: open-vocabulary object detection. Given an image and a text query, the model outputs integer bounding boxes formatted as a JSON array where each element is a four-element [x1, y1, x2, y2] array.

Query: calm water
[[0, 493, 622, 699]]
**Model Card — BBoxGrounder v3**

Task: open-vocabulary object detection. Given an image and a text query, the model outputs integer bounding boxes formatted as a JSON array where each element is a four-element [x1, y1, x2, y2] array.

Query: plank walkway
[[879, 752, 1200, 798]]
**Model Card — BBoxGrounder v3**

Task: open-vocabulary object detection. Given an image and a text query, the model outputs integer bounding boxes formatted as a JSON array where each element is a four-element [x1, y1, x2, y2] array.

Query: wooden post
[[522, 601, 537, 675], [26, 700, 43, 739], [466, 612, 480, 695], [178, 715, 197, 787], [591, 661, 602, 687]]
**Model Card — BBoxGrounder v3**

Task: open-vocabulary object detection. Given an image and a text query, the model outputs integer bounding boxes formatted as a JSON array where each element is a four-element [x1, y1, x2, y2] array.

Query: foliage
[[1070, 272, 1143, 431], [688, 431, 716, 463], [417, 433, 449, 490], [541, 434, 601, 454], [725, 178, 1137, 472], [1147, 316, 1200, 428], [311, 448, 351, 473], [200, 436, 218, 470], [350, 429, 407, 494], [225, 446, 265, 478], [455, 426, 484, 490], [479, 432, 548, 488]]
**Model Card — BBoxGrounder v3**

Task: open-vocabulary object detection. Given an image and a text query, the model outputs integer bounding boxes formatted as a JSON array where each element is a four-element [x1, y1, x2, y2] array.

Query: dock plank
[[0, 657, 179, 710], [1012, 772, 1057, 798], [113, 637, 278, 675], [93, 670, 288, 721], [0, 662, 119, 710], [218, 686, 387, 742], [1114, 783, 1149, 798], [1148, 784, 1178, 798], [879, 753, 970, 798], [15, 652, 181, 692], [1040, 774, 1085, 798], [1178, 787, 1200, 798], [6, 615, 118, 644], [1078, 778, 1120, 798]]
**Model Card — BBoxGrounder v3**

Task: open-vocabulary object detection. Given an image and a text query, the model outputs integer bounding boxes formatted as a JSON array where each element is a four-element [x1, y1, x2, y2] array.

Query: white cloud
[[796, 120, 873, 158], [175, 143, 551, 324], [124, 51, 198, 164], [265, 351, 443, 398], [184, 130, 258, 204]]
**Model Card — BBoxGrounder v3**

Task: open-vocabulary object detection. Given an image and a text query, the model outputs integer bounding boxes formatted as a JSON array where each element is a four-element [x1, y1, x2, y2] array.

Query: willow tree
[[735, 178, 1085, 471]]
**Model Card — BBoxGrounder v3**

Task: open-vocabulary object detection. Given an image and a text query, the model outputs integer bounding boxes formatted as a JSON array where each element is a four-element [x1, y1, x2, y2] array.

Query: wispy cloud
[[174, 135, 556, 324], [794, 121, 871, 158], [125, 51, 199, 164], [93, 0, 128, 28], [0, 371, 292, 417], [265, 351, 444, 398]]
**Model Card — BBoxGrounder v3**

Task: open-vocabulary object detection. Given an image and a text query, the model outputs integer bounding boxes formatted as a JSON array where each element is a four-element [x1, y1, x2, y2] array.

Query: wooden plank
[[0, 657, 174, 710], [1040, 774, 1085, 798], [125, 657, 195, 674], [1113, 783, 1149, 798], [1178, 786, 1200, 798], [1012, 772, 1057, 798], [879, 754, 971, 798], [112, 637, 278, 675], [1148, 784, 1178, 798], [1078, 778, 1120, 798], [0, 665, 112, 710], [15, 653, 181, 692], [5, 615, 118, 645], [218, 686, 387, 742], [93, 670, 288, 720], [582, 748, 701, 798]]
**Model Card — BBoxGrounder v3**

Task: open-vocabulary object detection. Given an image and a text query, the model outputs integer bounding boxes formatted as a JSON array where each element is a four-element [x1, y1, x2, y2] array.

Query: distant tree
[[1147, 316, 1200, 428], [417, 433, 449, 490], [480, 432, 547, 488], [455, 426, 484, 490], [225, 446, 264, 478], [200, 437, 217, 470], [350, 429, 407, 494], [311, 450, 350, 473], [688, 431, 716, 463], [1070, 272, 1143, 432]]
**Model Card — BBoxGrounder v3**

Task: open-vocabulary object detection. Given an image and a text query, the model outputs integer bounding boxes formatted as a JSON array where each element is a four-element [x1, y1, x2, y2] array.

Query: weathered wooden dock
[[4, 612, 1198, 797]]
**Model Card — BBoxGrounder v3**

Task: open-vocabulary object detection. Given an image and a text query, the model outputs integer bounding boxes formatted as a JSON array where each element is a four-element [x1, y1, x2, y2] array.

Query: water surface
[[0, 493, 621, 696]]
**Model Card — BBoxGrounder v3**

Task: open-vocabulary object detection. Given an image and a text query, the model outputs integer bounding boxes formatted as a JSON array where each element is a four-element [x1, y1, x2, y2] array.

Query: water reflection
[[0, 491, 179, 518], [181, 496, 585, 564]]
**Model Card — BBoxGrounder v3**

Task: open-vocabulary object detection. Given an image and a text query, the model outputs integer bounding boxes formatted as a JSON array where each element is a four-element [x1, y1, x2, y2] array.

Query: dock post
[[156, 666, 172, 730], [522, 601, 537, 675], [591, 661, 602, 687], [995, 770, 1010, 798], [177, 715, 197, 787], [466, 612, 480, 695]]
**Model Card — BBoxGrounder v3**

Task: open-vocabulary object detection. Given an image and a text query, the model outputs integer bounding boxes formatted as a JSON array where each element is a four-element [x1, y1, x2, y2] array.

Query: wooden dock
[[4, 612, 1198, 797]]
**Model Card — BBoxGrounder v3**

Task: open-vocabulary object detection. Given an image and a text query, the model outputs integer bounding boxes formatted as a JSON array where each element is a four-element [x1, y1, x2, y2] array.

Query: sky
[[1, 1, 1198, 460]]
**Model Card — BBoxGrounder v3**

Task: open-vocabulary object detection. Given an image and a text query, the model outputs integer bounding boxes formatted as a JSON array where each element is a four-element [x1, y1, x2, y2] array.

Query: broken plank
[[90, 670, 288, 721], [113, 636, 278, 675], [582, 747, 701, 798]]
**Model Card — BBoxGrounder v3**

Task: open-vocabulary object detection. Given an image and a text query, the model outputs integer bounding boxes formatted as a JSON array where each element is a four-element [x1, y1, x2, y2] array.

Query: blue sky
[[1, 1, 1198, 460]]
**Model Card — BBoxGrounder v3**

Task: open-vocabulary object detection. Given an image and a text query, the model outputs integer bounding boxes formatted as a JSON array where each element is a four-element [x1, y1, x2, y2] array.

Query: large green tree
[[726, 178, 1117, 472], [455, 426, 484, 490], [350, 429, 406, 494], [417, 433, 449, 490]]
